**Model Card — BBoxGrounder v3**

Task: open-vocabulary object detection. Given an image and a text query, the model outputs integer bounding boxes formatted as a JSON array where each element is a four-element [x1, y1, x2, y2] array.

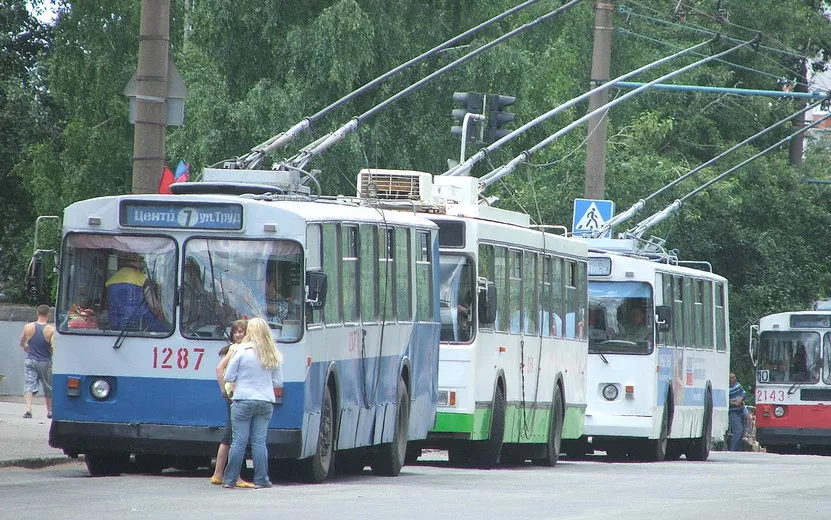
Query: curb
[[0, 456, 78, 470]]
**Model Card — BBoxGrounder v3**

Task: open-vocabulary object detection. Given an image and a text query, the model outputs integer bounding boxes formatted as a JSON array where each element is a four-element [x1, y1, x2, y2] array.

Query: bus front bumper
[[582, 412, 654, 438], [49, 420, 303, 459]]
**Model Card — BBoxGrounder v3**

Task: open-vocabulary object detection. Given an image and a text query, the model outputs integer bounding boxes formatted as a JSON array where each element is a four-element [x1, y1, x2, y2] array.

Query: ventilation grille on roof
[[357, 170, 432, 201]]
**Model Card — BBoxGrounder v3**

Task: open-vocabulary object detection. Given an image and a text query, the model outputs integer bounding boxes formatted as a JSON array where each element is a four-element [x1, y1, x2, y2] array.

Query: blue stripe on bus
[[51, 374, 305, 428]]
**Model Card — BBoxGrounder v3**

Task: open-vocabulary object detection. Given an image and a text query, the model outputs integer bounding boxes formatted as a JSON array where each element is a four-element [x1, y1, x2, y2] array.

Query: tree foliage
[[6, 0, 831, 382]]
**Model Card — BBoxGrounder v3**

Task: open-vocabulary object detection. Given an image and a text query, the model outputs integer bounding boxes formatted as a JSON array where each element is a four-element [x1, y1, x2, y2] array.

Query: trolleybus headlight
[[773, 405, 786, 418], [90, 379, 112, 400], [602, 384, 619, 401]]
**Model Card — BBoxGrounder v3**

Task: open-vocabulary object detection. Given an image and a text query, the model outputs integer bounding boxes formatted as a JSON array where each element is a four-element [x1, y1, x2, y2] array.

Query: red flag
[[158, 165, 175, 194]]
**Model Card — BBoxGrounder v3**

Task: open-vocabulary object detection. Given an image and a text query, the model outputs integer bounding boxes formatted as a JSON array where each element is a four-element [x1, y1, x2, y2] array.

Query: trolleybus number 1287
[[151, 346, 206, 371]]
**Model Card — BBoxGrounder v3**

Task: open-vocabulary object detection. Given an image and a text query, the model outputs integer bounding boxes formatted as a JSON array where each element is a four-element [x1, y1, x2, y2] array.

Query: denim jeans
[[223, 399, 274, 486], [728, 409, 746, 451]]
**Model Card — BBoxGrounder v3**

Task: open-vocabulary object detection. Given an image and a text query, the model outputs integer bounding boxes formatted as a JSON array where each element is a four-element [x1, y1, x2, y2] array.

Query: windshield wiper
[[112, 327, 130, 350], [597, 352, 609, 364], [787, 382, 803, 396]]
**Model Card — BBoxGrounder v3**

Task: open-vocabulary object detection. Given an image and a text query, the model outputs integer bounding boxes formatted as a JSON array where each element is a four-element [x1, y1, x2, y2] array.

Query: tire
[[533, 385, 564, 466], [471, 384, 505, 469], [686, 390, 713, 461], [300, 387, 335, 483], [641, 403, 669, 462], [371, 378, 410, 476], [85, 451, 128, 477]]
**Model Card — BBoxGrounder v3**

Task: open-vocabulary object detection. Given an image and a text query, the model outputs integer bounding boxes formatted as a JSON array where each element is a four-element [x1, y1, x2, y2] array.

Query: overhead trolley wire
[[617, 27, 801, 89], [622, 0, 805, 60], [478, 36, 759, 189], [677, 0, 811, 61], [624, 110, 831, 239], [594, 96, 830, 237], [619, 4, 815, 88]]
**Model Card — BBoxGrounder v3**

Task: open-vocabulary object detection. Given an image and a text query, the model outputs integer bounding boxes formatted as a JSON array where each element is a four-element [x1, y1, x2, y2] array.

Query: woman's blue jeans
[[223, 399, 274, 486]]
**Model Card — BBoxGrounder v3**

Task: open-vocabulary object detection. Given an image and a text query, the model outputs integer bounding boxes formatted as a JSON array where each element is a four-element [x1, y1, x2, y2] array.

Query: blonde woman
[[222, 317, 283, 489]]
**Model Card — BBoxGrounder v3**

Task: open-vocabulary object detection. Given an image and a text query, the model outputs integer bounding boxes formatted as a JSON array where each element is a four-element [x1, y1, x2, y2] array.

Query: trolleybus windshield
[[57, 233, 176, 336], [588, 281, 653, 354], [757, 331, 820, 384], [438, 254, 475, 343]]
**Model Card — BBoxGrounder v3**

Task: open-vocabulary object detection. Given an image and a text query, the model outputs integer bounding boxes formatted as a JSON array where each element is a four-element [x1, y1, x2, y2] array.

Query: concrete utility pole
[[132, 0, 171, 194], [584, 1, 614, 199], [789, 58, 809, 167]]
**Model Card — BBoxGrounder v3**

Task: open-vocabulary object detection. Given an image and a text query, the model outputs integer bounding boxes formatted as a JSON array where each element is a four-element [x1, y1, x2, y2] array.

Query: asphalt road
[[1, 450, 829, 520]]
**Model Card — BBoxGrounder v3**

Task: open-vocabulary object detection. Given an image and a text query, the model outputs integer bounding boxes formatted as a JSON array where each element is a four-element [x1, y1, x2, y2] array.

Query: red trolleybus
[[750, 305, 831, 454]]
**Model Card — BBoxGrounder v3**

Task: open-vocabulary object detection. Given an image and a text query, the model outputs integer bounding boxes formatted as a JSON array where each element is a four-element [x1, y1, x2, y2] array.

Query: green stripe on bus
[[431, 412, 475, 433], [431, 403, 586, 443]]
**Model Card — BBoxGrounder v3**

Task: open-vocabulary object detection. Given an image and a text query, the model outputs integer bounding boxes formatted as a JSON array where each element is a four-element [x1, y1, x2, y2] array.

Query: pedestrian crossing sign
[[572, 198, 615, 237]]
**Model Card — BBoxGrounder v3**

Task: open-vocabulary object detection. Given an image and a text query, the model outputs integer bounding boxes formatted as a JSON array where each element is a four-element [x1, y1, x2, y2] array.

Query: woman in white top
[[222, 317, 283, 489]]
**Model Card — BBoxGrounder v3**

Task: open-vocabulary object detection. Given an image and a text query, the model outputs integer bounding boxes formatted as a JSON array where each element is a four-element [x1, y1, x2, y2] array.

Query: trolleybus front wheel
[[85, 451, 129, 477], [471, 383, 505, 469], [300, 386, 335, 483], [371, 378, 410, 476], [641, 403, 669, 462], [532, 384, 564, 466], [685, 389, 712, 461]]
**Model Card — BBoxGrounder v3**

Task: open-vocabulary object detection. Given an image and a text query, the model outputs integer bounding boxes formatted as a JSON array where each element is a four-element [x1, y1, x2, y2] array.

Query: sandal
[[235, 481, 255, 488], [23, 411, 32, 419], [210, 476, 223, 485]]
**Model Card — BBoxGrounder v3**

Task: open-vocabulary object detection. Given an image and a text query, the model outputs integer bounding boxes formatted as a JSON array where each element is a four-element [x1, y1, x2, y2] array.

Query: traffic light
[[486, 94, 516, 143], [451, 92, 484, 140]]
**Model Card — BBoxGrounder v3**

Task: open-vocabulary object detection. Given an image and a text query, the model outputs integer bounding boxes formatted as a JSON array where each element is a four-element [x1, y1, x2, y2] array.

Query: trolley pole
[[131, 0, 171, 194], [584, 1, 614, 199]]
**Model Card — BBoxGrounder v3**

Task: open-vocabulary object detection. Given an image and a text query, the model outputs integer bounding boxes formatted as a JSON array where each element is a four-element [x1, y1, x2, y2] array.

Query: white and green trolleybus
[[355, 170, 589, 467]]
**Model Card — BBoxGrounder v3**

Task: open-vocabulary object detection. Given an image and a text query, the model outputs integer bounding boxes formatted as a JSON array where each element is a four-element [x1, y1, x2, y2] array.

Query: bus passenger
[[789, 347, 810, 382], [182, 258, 237, 335], [104, 252, 167, 332], [210, 319, 253, 488], [728, 372, 747, 451], [222, 317, 284, 489]]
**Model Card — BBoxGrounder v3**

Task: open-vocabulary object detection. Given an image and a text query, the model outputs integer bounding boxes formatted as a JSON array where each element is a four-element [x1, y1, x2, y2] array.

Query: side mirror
[[26, 257, 45, 299], [305, 271, 327, 310], [655, 305, 672, 332], [477, 278, 497, 325]]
